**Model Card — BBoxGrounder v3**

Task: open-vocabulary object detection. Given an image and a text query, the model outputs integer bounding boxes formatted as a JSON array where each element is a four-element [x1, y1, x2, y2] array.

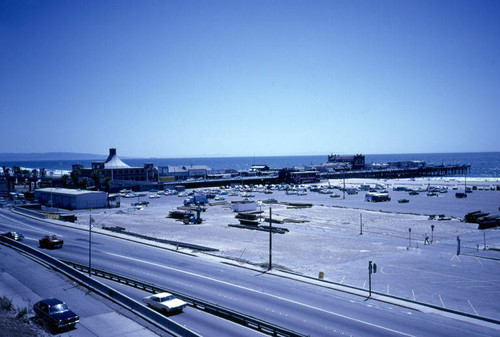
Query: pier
[[164, 164, 470, 189], [322, 164, 471, 180]]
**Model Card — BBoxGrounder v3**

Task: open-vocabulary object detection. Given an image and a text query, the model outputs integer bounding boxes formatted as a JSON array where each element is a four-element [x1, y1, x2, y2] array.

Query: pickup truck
[[39, 234, 64, 249]]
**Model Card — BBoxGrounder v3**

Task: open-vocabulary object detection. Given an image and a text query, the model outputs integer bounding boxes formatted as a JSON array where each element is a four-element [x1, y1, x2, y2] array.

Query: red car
[[39, 234, 64, 249]]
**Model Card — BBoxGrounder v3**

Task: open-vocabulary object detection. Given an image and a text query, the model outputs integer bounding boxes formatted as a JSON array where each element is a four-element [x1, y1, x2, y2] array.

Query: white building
[[35, 188, 108, 210]]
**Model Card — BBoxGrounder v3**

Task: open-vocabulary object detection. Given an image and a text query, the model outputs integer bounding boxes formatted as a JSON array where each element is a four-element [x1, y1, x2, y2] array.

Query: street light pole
[[268, 207, 272, 271], [408, 228, 412, 248], [360, 213, 363, 235], [431, 224, 435, 243], [89, 208, 92, 277]]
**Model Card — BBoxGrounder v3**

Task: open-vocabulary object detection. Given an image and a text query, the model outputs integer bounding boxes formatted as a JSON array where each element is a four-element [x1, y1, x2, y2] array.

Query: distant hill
[[0, 152, 108, 162]]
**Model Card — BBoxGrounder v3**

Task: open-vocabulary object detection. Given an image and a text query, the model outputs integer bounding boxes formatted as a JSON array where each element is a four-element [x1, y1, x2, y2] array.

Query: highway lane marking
[[387, 284, 390, 295], [468, 300, 479, 316], [438, 295, 446, 308], [475, 257, 483, 266], [107, 252, 415, 337], [411, 289, 416, 301], [0, 213, 51, 233]]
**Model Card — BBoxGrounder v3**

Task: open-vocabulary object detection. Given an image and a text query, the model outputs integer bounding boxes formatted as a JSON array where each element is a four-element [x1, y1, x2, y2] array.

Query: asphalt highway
[[1, 209, 499, 337]]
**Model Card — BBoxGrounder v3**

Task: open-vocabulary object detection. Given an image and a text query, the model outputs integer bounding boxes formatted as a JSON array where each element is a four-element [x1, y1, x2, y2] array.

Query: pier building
[[328, 154, 365, 170], [72, 148, 157, 182]]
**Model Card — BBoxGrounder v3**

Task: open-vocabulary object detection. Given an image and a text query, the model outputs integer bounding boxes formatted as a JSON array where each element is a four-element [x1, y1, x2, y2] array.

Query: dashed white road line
[[438, 295, 446, 308], [387, 284, 390, 295], [411, 289, 416, 301], [340, 275, 345, 284], [475, 257, 483, 266], [107, 252, 415, 337], [468, 300, 479, 316]]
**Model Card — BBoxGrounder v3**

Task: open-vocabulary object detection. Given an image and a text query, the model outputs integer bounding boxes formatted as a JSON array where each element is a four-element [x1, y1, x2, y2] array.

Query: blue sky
[[1, 0, 499, 158]]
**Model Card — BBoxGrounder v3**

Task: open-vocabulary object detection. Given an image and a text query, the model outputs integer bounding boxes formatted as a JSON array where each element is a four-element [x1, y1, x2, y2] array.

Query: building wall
[[35, 190, 108, 210]]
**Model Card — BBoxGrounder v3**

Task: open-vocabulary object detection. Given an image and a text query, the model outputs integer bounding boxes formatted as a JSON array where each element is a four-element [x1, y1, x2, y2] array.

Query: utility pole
[[360, 213, 363, 235], [89, 208, 92, 277], [268, 207, 272, 271]]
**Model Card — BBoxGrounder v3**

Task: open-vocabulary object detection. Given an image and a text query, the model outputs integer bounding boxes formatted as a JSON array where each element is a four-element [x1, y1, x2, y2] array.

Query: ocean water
[[1, 152, 499, 178]]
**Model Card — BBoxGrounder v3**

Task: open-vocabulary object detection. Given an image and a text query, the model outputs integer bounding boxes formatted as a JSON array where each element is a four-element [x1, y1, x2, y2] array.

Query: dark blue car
[[33, 298, 79, 331]]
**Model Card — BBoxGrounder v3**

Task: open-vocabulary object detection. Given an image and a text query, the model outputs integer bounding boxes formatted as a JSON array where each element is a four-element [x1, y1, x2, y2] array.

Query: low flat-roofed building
[[158, 165, 211, 181], [35, 187, 108, 210]]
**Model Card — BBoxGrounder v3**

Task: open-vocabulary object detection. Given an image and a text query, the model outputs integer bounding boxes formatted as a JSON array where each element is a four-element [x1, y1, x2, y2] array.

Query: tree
[[79, 177, 89, 190], [91, 170, 102, 190], [70, 169, 80, 187], [40, 168, 46, 177], [13, 166, 21, 175], [60, 174, 70, 188], [31, 169, 39, 189], [103, 177, 112, 193]]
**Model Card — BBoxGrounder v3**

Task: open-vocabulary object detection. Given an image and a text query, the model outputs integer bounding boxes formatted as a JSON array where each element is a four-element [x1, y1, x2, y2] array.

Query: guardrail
[[62, 259, 309, 337], [0, 237, 200, 337]]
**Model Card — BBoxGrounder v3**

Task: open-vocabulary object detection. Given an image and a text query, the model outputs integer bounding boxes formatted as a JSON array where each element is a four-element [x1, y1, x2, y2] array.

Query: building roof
[[166, 165, 211, 173], [35, 188, 106, 196], [104, 148, 130, 169]]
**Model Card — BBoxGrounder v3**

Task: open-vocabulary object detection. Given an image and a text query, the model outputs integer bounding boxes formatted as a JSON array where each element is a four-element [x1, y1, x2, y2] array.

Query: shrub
[[0, 296, 13, 311]]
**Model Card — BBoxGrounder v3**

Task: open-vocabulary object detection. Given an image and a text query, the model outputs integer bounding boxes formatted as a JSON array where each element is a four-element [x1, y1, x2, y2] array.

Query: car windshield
[[49, 303, 69, 313], [158, 295, 176, 302]]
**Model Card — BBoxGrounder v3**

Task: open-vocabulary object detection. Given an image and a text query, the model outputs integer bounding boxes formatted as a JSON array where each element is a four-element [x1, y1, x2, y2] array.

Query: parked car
[[39, 234, 64, 249], [33, 298, 79, 331], [143, 292, 187, 314], [1, 231, 24, 241]]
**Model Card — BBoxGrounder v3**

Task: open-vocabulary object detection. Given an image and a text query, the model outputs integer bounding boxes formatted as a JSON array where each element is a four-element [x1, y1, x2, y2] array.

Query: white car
[[143, 292, 187, 314]]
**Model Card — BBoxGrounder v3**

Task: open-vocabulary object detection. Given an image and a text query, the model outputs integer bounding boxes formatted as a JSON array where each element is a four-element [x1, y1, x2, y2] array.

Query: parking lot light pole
[[431, 224, 434, 243], [89, 208, 92, 277], [268, 207, 272, 271], [408, 228, 412, 248]]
